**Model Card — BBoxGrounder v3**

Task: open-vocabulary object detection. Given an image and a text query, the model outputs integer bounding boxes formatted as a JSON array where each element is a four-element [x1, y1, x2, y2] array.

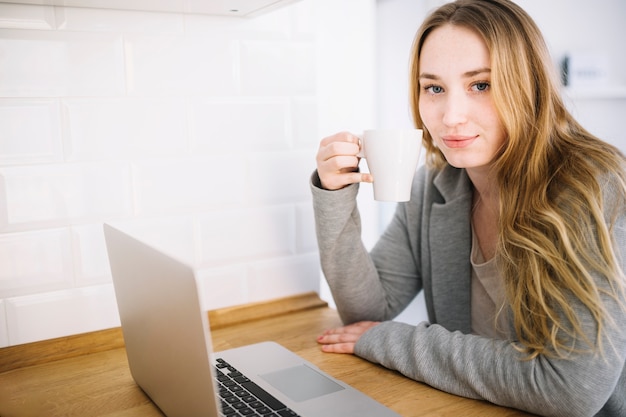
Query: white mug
[[358, 129, 423, 202]]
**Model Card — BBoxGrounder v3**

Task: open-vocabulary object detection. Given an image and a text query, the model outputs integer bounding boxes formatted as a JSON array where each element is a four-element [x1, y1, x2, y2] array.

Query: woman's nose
[[442, 93, 468, 127]]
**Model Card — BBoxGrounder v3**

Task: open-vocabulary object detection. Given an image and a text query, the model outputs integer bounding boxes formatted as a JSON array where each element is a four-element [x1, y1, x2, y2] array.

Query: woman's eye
[[472, 82, 490, 92], [424, 85, 444, 94]]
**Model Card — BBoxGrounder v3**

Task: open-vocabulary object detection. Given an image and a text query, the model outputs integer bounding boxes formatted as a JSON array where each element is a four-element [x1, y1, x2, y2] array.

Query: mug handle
[[357, 137, 365, 158]]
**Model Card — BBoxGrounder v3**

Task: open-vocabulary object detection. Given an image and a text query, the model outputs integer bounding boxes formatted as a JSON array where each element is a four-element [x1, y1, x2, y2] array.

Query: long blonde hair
[[410, 0, 626, 358]]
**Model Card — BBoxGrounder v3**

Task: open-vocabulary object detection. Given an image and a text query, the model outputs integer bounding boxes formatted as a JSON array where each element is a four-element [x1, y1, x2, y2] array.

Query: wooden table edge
[[0, 291, 327, 374]]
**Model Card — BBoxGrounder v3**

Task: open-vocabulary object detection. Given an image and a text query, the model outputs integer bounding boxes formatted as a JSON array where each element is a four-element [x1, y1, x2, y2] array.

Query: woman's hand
[[317, 321, 380, 354], [316, 132, 373, 190]]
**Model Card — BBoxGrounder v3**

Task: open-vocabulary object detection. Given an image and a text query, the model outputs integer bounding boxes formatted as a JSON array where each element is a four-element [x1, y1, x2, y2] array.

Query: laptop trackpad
[[260, 365, 344, 402]]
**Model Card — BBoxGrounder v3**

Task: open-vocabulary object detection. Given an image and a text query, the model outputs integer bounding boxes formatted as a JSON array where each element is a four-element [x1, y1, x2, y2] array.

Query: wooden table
[[0, 292, 534, 417]]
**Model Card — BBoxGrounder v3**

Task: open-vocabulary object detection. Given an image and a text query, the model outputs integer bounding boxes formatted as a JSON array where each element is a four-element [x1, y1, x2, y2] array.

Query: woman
[[310, 0, 626, 416]]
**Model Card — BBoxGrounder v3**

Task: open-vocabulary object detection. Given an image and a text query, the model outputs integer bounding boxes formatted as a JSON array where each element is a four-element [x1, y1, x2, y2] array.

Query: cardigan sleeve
[[354, 298, 626, 417], [310, 170, 422, 323]]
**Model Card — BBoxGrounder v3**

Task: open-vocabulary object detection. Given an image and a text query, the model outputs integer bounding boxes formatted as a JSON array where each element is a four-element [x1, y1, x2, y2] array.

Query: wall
[[0, 0, 377, 347], [6, 0, 617, 348], [516, 0, 626, 149]]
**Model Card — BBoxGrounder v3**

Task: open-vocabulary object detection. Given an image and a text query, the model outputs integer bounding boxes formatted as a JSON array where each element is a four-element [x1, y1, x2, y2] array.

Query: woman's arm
[[353, 212, 626, 417], [354, 305, 625, 417], [311, 169, 423, 324]]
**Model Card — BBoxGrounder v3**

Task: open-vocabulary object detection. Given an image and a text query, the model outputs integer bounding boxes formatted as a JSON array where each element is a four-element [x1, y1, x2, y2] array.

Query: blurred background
[[0, 0, 624, 347]]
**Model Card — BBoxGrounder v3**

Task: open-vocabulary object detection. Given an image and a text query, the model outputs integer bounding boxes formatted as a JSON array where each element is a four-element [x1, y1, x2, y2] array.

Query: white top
[[470, 227, 508, 339]]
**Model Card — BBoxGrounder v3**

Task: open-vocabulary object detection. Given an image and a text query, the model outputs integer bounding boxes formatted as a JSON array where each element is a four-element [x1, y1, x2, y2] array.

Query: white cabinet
[[0, 0, 301, 17]]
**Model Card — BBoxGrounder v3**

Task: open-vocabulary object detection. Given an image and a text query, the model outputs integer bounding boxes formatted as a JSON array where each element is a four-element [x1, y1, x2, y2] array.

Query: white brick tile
[[56, 6, 183, 33], [295, 203, 317, 253], [0, 300, 8, 348], [0, 3, 55, 30], [0, 29, 125, 97], [196, 265, 247, 311], [239, 40, 315, 96], [0, 98, 63, 165], [247, 253, 320, 303], [125, 34, 237, 96], [132, 157, 245, 214], [292, 97, 318, 148], [247, 150, 316, 204], [0, 162, 133, 230], [5, 284, 120, 346], [0, 228, 74, 298], [197, 205, 295, 265], [188, 98, 289, 153], [105, 216, 196, 265], [63, 98, 188, 161], [71, 223, 112, 286]]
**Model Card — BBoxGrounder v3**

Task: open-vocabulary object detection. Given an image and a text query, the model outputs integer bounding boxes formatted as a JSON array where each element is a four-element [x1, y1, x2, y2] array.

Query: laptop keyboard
[[214, 358, 301, 417]]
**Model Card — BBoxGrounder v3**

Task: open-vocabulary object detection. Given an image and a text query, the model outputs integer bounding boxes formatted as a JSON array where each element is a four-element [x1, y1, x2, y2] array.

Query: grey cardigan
[[311, 165, 626, 417]]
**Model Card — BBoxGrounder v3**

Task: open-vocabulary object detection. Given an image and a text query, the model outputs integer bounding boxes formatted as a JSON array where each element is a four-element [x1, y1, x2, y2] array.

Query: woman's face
[[418, 24, 507, 171]]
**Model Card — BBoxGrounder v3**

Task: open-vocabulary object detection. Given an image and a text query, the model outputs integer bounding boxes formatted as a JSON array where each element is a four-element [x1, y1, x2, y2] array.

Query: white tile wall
[[197, 206, 295, 265], [0, 29, 125, 97], [0, 228, 74, 298], [188, 98, 290, 153], [0, 162, 133, 230], [107, 216, 197, 264], [131, 157, 245, 213], [5, 284, 120, 345], [239, 40, 316, 96], [71, 223, 115, 285], [246, 253, 320, 302], [125, 34, 239, 96], [63, 98, 189, 161], [196, 265, 248, 311], [295, 203, 317, 253], [0, 99, 63, 165], [0, 0, 352, 347]]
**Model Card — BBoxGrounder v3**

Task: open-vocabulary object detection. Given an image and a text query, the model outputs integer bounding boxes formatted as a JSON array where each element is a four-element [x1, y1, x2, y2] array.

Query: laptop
[[103, 223, 401, 417]]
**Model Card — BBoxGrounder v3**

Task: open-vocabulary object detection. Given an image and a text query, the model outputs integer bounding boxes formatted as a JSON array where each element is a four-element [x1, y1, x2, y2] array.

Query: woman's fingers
[[316, 132, 372, 190], [317, 321, 380, 354]]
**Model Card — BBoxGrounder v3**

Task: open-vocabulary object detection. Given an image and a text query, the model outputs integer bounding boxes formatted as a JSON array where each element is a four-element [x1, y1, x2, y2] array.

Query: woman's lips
[[441, 135, 477, 148]]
